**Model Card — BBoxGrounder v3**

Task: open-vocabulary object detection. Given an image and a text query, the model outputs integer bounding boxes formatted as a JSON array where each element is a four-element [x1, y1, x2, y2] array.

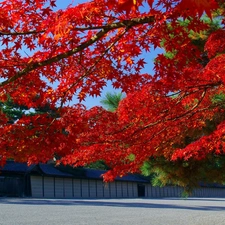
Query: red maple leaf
[[178, 0, 218, 18]]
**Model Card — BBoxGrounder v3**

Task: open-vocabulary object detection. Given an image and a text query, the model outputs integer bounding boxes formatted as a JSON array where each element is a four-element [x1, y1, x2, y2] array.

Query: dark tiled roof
[[0, 161, 33, 173], [38, 164, 73, 177], [199, 182, 225, 188], [116, 174, 148, 183], [1, 161, 148, 182], [84, 168, 148, 183], [83, 168, 104, 179], [56, 165, 86, 177]]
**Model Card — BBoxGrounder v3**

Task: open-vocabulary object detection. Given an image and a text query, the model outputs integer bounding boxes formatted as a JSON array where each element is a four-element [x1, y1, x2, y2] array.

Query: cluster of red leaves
[[205, 30, 225, 58], [177, 0, 218, 18], [0, 0, 225, 181]]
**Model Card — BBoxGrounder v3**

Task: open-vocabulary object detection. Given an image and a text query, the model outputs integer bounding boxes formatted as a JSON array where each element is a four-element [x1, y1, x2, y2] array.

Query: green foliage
[[127, 153, 136, 162], [0, 96, 59, 124], [100, 92, 125, 112], [141, 155, 225, 196], [212, 93, 225, 105], [0, 96, 28, 123], [85, 160, 110, 170]]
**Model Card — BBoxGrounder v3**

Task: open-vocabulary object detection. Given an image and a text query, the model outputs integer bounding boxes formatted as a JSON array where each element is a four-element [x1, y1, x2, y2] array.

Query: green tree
[[100, 92, 125, 112], [0, 96, 59, 124], [0, 96, 28, 124]]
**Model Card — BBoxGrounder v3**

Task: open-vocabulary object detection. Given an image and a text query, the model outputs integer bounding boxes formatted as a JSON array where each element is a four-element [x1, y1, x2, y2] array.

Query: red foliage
[[205, 30, 225, 58], [0, 0, 224, 181], [177, 0, 218, 18]]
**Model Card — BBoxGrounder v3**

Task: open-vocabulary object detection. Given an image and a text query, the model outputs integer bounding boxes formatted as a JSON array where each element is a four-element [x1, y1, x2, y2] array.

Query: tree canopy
[[0, 0, 225, 188]]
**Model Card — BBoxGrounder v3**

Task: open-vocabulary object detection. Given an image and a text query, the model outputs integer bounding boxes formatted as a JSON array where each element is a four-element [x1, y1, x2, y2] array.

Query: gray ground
[[0, 198, 225, 225]]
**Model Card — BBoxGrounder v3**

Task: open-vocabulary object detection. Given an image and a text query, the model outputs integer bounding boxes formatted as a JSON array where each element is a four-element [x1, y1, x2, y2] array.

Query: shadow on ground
[[0, 198, 225, 211]]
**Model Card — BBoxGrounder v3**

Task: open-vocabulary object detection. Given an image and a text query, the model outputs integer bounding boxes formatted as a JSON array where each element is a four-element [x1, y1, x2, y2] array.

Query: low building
[[0, 161, 34, 197], [1, 161, 225, 198], [0, 161, 148, 198], [30, 163, 148, 198]]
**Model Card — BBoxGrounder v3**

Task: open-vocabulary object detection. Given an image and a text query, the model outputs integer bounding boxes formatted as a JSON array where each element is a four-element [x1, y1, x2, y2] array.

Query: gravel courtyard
[[0, 198, 225, 225]]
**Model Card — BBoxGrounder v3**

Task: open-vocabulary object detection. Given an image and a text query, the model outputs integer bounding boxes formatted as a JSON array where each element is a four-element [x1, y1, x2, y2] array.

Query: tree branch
[[59, 27, 130, 108], [0, 16, 155, 87], [0, 30, 44, 36]]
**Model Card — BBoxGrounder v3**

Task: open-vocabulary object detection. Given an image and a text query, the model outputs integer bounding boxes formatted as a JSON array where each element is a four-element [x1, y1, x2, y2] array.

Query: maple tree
[[0, 0, 225, 189]]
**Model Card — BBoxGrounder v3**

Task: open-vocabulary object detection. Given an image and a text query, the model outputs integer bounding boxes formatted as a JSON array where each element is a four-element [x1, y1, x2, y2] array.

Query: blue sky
[[55, 0, 162, 109]]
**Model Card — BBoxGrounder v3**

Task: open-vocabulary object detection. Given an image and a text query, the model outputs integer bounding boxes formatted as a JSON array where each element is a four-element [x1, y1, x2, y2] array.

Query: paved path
[[0, 198, 225, 225]]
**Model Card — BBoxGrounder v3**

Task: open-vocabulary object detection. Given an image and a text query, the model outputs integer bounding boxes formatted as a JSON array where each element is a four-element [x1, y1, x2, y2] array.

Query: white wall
[[43, 177, 54, 198], [55, 177, 64, 198], [30, 176, 225, 199], [31, 176, 43, 198], [73, 179, 81, 198], [64, 178, 73, 198]]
